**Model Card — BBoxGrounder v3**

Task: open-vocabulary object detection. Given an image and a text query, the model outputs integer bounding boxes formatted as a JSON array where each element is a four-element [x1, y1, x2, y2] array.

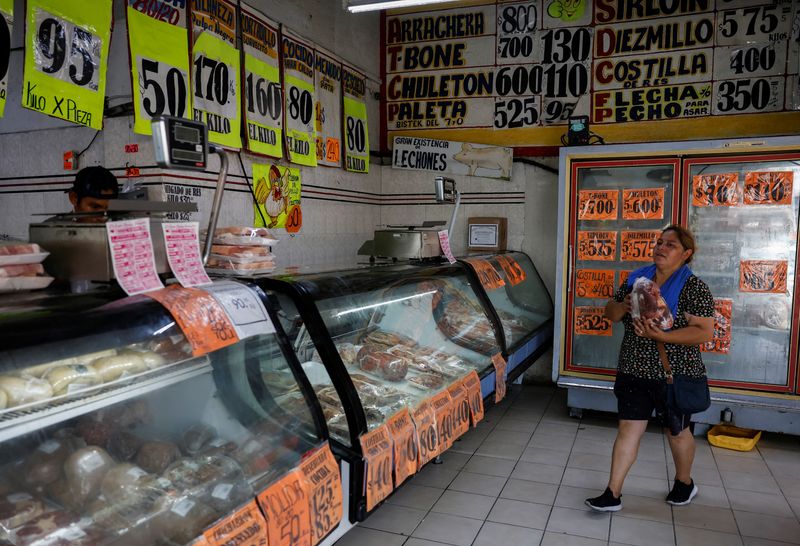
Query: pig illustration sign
[[392, 136, 512, 181]]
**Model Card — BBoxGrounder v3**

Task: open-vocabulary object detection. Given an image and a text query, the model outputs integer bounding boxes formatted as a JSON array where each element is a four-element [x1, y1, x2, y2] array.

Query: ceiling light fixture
[[347, 0, 458, 13]]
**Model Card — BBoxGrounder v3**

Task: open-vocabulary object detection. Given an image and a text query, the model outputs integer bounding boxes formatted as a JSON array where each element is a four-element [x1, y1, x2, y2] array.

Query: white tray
[[0, 252, 49, 266], [0, 276, 55, 293]]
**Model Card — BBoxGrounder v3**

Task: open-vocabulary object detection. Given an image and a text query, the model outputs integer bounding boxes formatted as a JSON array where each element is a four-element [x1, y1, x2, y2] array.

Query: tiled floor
[[335, 384, 800, 546]]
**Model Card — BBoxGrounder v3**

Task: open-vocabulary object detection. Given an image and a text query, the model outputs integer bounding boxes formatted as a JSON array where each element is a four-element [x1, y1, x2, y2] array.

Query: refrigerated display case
[[0, 281, 349, 545], [553, 136, 800, 434]]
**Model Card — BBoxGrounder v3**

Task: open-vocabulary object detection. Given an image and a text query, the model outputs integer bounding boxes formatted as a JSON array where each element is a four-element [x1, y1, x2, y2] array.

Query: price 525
[[494, 97, 538, 129]]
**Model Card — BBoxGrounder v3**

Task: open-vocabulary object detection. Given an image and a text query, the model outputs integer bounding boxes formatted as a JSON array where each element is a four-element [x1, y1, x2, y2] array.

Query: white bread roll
[[0, 376, 53, 408], [44, 365, 100, 396], [91, 354, 147, 382]]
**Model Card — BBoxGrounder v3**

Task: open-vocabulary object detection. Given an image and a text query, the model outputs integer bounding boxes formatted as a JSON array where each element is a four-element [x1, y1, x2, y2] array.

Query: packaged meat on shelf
[[206, 227, 277, 276], [0, 281, 349, 545], [0, 243, 54, 293]]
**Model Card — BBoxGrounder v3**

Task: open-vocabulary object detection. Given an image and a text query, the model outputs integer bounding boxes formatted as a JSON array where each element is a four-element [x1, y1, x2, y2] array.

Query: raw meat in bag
[[630, 277, 673, 330]]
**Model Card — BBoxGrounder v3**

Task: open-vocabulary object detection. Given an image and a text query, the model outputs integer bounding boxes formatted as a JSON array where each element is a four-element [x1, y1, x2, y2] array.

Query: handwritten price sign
[[203, 500, 268, 546], [574, 307, 612, 336], [692, 173, 740, 207], [621, 230, 659, 262], [744, 171, 793, 206], [462, 371, 484, 426], [447, 382, 471, 441], [701, 298, 733, 355], [495, 254, 526, 286], [359, 425, 394, 511], [575, 269, 615, 299], [491, 352, 507, 403], [299, 443, 342, 545], [412, 400, 439, 467], [257, 469, 312, 546], [578, 189, 619, 220], [577, 231, 617, 261], [430, 390, 455, 452], [386, 409, 419, 488], [622, 188, 665, 220], [740, 260, 788, 293], [464, 258, 505, 291]]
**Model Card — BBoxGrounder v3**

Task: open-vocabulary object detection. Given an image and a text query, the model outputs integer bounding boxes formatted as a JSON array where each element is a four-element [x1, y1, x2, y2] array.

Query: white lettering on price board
[[202, 280, 275, 339]]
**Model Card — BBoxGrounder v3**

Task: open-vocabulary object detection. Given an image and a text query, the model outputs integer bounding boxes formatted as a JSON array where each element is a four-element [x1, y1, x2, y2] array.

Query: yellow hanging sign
[[253, 163, 302, 232], [342, 64, 369, 174], [21, 0, 113, 129], [0, 0, 13, 118], [315, 48, 342, 167], [127, 4, 191, 135], [283, 31, 317, 167], [241, 4, 282, 158]]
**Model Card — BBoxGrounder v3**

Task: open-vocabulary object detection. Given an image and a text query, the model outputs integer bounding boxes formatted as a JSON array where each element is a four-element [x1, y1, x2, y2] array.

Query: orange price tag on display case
[[575, 269, 615, 299], [577, 231, 617, 261], [461, 371, 484, 426], [740, 260, 788, 293], [285, 205, 302, 233], [574, 307, 612, 336], [299, 443, 342, 545], [744, 171, 793, 205], [622, 188, 665, 220], [386, 409, 419, 488], [411, 400, 439, 467], [203, 500, 268, 546], [359, 424, 394, 511], [620, 230, 660, 262], [495, 255, 526, 286], [465, 258, 506, 291], [492, 353, 507, 403], [147, 285, 239, 356], [430, 390, 455, 452], [257, 469, 312, 546], [692, 173, 740, 207], [701, 298, 733, 355], [447, 381, 471, 441], [577, 189, 619, 220], [619, 270, 633, 288]]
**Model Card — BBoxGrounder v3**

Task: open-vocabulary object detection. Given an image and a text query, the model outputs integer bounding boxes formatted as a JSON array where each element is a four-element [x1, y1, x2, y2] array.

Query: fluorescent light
[[334, 290, 437, 317], [347, 0, 458, 13]]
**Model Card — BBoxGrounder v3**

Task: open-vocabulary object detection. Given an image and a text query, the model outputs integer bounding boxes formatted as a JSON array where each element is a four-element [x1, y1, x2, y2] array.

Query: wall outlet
[[63, 151, 78, 171]]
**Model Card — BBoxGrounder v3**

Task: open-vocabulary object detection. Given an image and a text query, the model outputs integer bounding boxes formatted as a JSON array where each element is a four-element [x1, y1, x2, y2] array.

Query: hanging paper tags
[[162, 222, 211, 287], [574, 306, 612, 336], [575, 269, 615, 299], [438, 230, 457, 264], [241, 4, 282, 158], [447, 381, 471, 441], [147, 285, 239, 356], [464, 257, 505, 290], [577, 189, 618, 220], [315, 48, 342, 167], [127, 1, 190, 135], [202, 500, 268, 546], [739, 260, 788, 293], [359, 424, 393, 512], [386, 409, 418, 488], [22, 0, 112, 129], [701, 298, 733, 355], [343, 64, 369, 174], [692, 173, 739, 207], [257, 469, 312, 546], [283, 31, 317, 166], [491, 353, 507, 403], [253, 163, 302, 231], [743, 171, 793, 205], [620, 230, 659, 262], [411, 400, 438, 467], [577, 231, 617, 261], [0, 0, 13, 118], [462, 371, 484, 426], [190, 0, 241, 149], [106, 218, 164, 296], [622, 188, 665, 220], [495, 254, 526, 286], [299, 443, 342, 546], [430, 390, 454, 453]]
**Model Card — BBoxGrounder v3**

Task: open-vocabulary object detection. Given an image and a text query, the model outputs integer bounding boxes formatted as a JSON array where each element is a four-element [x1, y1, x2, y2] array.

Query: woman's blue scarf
[[626, 264, 692, 320]]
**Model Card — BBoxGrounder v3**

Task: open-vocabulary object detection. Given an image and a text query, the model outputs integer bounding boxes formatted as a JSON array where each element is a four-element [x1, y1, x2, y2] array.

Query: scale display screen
[[152, 116, 208, 171]]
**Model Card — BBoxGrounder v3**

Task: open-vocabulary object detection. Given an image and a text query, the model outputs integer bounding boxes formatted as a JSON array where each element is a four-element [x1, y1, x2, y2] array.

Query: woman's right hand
[[622, 294, 632, 314], [604, 294, 632, 322]]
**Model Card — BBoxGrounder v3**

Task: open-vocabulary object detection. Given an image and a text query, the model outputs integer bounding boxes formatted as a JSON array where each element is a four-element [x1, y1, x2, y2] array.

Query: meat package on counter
[[0, 244, 53, 292], [630, 277, 673, 330], [0, 265, 44, 278], [211, 226, 278, 246]]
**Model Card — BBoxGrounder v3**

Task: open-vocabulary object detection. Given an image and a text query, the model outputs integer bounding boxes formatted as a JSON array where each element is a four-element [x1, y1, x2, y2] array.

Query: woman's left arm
[[635, 314, 714, 345]]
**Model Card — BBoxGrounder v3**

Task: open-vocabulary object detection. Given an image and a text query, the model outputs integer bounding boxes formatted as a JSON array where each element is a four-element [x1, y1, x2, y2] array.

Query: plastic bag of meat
[[630, 277, 673, 330], [212, 226, 278, 246], [210, 244, 273, 263]]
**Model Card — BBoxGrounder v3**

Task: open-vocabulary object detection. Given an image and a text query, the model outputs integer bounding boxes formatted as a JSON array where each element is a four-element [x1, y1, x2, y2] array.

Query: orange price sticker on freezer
[[744, 171, 793, 205], [740, 260, 788, 294], [701, 298, 733, 355], [465, 258, 506, 291], [495, 255, 526, 286], [359, 424, 394, 511], [692, 173, 740, 207], [622, 188, 665, 220], [461, 371, 484, 426], [448, 381, 472, 441], [411, 400, 439, 467], [430, 390, 455, 452], [386, 409, 419, 488], [257, 469, 312, 546], [203, 500, 268, 546], [577, 231, 617, 261], [146, 285, 239, 356], [619, 270, 633, 288], [620, 230, 660, 262], [299, 442, 342, 545], [492, 353, 507, 403], [575, 269, 616, 299], [577, 189, 619, 220], [574, 307, 612, 336]]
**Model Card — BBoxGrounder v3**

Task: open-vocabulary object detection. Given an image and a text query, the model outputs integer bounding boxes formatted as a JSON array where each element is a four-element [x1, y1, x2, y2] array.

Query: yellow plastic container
[[707, 424, 762, 452]]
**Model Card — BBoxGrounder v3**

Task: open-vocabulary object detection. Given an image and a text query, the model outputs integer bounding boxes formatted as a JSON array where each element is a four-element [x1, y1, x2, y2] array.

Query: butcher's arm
[[605, 294, 631, 322], [641, 313, 714, 345]]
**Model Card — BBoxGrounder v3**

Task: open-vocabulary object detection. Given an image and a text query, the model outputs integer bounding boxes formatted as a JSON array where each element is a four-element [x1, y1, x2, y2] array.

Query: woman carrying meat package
[[585, 225, 714, 512]]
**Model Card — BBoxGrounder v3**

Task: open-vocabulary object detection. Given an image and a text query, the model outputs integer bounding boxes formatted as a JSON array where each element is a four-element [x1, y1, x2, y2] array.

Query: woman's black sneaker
[[666, 479, 698, 505], [585, 487, 622, 512]]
